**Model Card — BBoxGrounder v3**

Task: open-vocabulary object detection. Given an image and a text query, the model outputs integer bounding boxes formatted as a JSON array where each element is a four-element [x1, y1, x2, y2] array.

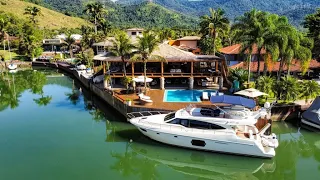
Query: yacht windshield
[[164, 112, 175, 121]]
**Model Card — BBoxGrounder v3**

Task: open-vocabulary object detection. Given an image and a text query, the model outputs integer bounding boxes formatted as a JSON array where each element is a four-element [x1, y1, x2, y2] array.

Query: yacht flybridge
[[128, 95, 279, 158]]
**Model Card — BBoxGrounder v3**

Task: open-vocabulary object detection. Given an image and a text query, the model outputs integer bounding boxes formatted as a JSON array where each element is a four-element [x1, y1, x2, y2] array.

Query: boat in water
[[128, 95, 279, 158], [7, 63, 17, 70], [301, 96, 320, 130]]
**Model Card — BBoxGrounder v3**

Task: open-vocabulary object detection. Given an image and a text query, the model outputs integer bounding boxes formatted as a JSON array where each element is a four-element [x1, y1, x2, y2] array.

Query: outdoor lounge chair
[[140, 98, 153, 105], [202, 92, 209, 101], [138, 93, 151, 100]]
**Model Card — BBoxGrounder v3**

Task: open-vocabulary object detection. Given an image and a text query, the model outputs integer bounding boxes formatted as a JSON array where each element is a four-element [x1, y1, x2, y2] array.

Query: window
[[164, 112, 175, 121], [180, 119, 189, 127], [189, 120, 209, 129], [131, 32, 137, 35], [209, 123, 225, 130], [169, 118, 180, 124], [189, 120, 225, 130]]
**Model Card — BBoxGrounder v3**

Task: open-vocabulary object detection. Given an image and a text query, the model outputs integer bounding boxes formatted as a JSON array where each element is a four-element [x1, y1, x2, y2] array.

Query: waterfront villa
[[93, 42, 225, 90]]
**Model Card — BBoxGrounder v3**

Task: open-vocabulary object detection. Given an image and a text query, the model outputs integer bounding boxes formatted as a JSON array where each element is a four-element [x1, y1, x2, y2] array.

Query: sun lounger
[[140, 98, 153, 105], [138, 93, 151, 100], [202, 92, 209, 101]]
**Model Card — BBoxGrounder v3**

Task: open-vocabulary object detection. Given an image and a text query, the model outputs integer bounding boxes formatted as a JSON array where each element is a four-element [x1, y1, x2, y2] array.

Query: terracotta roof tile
[[230, 59, 320, 72], [219, 44, 266, 55]]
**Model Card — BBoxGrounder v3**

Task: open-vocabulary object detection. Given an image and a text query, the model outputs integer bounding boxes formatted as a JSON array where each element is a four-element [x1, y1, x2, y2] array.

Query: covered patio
[[93, 43, 225, 90]]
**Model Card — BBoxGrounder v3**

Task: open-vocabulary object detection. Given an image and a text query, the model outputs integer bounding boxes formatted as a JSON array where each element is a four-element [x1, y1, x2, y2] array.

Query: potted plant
[[122, 76, 133, 94], [104, 74, 111, 90], [126, 98, 132, 106]]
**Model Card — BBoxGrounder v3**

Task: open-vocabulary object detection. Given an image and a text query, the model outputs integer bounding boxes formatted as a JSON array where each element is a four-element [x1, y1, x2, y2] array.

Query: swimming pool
[[163, 89, 217, 102]]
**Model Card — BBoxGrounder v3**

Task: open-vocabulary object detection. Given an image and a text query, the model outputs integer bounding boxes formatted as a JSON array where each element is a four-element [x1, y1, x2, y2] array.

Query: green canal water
[[0, 69, 320, 180]]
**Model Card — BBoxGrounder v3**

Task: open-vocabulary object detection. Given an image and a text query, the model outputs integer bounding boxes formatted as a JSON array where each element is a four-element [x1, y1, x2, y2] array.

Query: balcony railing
[[108, 72, 220, 78]]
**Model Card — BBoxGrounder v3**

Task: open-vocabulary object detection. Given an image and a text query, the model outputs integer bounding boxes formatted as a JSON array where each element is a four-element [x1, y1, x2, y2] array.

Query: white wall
[[179, 40, 197, 49]]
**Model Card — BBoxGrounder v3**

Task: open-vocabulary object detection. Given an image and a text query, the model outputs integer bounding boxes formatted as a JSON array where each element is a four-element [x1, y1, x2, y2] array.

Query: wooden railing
[[108, 72, 220, 78]]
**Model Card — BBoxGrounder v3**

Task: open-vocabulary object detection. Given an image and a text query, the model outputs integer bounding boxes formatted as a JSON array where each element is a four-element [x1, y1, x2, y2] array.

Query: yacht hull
[[301, 118, 320, 130], [135, 126, 275, 158]]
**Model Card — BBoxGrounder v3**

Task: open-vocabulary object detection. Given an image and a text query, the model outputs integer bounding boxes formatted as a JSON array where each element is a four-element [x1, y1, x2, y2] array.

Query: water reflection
[[0, 70, 54, 110]]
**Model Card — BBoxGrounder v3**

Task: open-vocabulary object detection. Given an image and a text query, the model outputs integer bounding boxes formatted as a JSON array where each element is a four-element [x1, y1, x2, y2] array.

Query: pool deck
[[115, 89, 215, 111]]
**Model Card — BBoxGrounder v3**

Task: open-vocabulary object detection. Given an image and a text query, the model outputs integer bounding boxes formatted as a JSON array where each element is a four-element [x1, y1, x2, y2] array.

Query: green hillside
[[106, 2, 197, 28], [118, 0, 320, 27], [41, 0, 197, 29], [0, 0, 89, 29]]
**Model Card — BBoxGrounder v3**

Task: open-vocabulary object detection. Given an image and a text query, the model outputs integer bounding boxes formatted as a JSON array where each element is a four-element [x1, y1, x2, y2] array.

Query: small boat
[[7, 63, 17, 70], [301, 97, 320, 130], [128, 95, 279, 158]]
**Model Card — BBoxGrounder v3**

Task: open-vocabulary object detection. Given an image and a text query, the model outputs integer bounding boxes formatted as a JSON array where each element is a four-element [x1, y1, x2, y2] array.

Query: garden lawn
[[0, 50, 27, 61]]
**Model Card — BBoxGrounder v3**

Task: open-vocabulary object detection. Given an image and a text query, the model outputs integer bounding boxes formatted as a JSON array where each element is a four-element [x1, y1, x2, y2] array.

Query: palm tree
[[255, 76, 275, 96], [84, 2, 106, 34], [33, 95, 52, 106], [291, 34, 313, 75], [275, 76, 300, 102], [262, 14, 290, 75], [131, 31, 165, 93], [64, 34, 76, 58], [24, 6, 42, 24], [199, 8, 229, 55], [111, 31, 135, 77], [66, 80, 80, 105], [299, 80, 320, 103], [232, 9, 270, 76], [0, 18, 8, 51], [228, 68, 250, 89]]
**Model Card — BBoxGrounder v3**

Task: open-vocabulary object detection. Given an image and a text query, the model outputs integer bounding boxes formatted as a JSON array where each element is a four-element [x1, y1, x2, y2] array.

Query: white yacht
[[128, 95, 279, 158]]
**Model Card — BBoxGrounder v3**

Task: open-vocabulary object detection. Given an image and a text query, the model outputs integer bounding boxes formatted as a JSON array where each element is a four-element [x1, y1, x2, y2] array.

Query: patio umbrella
[[234, 88, 268, 98], [133, 76, 153, 83]]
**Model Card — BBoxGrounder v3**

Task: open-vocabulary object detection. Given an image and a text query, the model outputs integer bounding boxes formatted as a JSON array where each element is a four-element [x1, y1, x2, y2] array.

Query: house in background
[[169, 36, 201, 54], [126, 28, 144, 39], [42, 39, 64, 52], [219, 44, 266, 66], [92, 37, 115, 55], [92, 28, 144, 55]]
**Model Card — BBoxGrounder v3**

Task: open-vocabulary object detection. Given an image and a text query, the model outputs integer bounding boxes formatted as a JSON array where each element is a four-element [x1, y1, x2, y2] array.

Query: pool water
[[163, 89, 217, 102]]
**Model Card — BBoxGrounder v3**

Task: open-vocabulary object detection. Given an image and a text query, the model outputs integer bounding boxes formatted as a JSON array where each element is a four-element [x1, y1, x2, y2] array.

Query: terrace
[[94, 43, 225, 89]]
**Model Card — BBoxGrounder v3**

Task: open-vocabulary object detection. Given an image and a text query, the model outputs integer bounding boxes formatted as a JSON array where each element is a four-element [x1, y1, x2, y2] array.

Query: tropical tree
[[228, 68, 250, 89], [33, 95, 52, 106], [131, 31, 165, 93], [24, 6, 42, 24], [76, 48, 94, 68], [276, 29, 312, 79], [84, 2, 106, 34], [18, 22, 43, 61], [199, 8, 229, 55], [121, 76, 133, 93], [274, 76, 300, 102], [0, 18, 8, 51], [232, 10, 271, 76], [255, 76, 275, 96], [111, 31, 135, 77], [64, 34, 76, 58], [299, 80, 320, 102], [303, 8, 320, 59], [65, 80, 80, 105]]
